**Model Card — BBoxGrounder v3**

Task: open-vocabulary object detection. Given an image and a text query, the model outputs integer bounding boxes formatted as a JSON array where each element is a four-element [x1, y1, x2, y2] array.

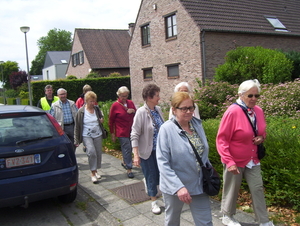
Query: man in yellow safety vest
[[37, 85, 59, 112]]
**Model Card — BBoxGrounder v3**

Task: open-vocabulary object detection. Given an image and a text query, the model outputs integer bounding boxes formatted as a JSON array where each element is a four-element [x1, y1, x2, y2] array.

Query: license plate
[[6, 154, 41, 168]]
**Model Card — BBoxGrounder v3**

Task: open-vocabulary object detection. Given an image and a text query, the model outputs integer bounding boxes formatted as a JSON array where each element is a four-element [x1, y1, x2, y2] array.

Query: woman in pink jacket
[[216, 79, 274, 226]]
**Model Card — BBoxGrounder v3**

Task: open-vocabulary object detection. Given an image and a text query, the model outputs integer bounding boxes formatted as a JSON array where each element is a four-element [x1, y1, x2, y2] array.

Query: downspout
[[201, 29, 206, 85]]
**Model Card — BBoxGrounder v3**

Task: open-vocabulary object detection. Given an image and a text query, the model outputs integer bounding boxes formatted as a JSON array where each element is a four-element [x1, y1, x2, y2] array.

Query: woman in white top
[[74, 91, 106, 183], [169, 82, 200, 119]]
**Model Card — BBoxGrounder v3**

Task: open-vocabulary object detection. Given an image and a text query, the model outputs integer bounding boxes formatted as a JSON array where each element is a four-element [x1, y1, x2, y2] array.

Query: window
[[166, 64, 179, 78], [72, 51, 84, 67], [79, 51, 84, 64], [143, 68, 153, 80], [141, 24, 151, 46], [165, 13, 177, 39], [265, 16, 288, 32]]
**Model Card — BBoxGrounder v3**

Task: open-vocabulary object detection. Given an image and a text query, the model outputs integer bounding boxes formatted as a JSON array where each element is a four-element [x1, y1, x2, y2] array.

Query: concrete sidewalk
[[75, 145, 263, 226]]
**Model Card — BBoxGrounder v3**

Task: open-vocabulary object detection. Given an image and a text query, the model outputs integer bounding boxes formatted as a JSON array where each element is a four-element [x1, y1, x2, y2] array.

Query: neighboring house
[[66, 29, 131, 78], [42, 51, 71, 80], [129, 0, 300, 106]]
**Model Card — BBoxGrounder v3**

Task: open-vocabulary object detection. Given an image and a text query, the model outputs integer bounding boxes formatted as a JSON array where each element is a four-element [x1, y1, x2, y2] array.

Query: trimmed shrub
[[66, 75, 77, 80], [215, 46, 293, 84]]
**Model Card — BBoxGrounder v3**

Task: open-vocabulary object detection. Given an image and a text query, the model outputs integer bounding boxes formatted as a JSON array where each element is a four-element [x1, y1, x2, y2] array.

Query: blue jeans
[[140, 150, 159, 197], [118, 137, 133, 169]]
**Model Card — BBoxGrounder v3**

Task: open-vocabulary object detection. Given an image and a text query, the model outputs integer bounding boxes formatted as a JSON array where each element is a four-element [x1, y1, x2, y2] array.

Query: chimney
[[128, 23, 135, 36]]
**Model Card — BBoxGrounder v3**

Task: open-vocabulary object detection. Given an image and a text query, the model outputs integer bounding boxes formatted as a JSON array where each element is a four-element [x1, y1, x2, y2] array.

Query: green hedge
[[31, 76, 131, 106]]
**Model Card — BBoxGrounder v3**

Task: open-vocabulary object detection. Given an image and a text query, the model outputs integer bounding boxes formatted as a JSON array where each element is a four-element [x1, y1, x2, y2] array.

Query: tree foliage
[[0, 61, 19, 89], [215, 46, 293, 84], [30, 28, 73, 75], [9, 71, 28, 90]]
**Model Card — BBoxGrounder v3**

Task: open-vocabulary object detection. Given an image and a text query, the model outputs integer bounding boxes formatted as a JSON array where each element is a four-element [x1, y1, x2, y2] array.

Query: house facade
[[66, 29, 131, 78], [42, 51, 71, 80], [129, 0, 300, 106]]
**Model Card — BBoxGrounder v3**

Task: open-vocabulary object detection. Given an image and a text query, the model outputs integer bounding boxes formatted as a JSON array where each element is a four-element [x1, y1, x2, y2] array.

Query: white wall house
[[42, 51, 71, 80]]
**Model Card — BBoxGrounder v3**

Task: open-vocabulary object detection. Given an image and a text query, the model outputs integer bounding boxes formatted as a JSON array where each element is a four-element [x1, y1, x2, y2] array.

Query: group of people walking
[[37, 80, 274, 226]]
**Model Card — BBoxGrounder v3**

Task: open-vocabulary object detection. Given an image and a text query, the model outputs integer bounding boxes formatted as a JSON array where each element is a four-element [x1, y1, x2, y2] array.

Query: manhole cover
[[110, 181, 161, 205]]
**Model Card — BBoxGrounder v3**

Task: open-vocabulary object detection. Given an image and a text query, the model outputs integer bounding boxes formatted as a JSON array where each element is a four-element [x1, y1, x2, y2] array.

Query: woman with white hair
[[216, 79, 274, 226], [109, 86, 136, 178], [169, 82, 200, 119]]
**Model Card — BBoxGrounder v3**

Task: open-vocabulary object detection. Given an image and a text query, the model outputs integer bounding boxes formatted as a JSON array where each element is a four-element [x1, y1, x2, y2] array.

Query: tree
[[9, 71, 28, 90], [30, 28, 73, 75], [0, 61, 19, 89]]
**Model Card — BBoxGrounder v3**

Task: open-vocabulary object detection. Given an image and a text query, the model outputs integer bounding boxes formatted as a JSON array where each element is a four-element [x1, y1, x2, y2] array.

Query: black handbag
[[235, 104, 266, 160], [172, 119, 221, 196]]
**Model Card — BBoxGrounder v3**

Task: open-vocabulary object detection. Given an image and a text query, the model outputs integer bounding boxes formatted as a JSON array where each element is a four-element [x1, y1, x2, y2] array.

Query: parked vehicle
[[0, 105, 78, 208]]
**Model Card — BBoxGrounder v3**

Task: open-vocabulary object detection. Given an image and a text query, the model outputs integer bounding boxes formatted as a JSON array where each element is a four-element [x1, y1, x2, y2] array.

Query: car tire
[[58, 187, 77, 203]]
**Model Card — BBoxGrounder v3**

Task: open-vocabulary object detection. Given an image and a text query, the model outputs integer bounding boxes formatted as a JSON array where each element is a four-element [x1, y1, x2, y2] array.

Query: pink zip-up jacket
[[216, 104, 266, 168]]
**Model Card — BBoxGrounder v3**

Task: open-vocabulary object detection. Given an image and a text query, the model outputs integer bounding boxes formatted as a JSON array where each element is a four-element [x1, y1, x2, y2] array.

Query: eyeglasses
[[247, 94, 260, 98], [176, 106, 195, 113]]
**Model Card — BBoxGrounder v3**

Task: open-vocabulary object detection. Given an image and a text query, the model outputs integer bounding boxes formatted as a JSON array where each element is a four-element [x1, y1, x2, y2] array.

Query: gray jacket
[[156, 117, 210, 196], [131, 103, 164, 160]]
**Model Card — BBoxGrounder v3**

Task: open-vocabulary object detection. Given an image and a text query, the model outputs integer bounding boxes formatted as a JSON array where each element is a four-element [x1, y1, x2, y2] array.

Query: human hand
[[228, 165, 240, 175], [99, 118, 104, 123], [253, 136, 264, 145], [177, 187, 192, 204], [127, 108, 135, 114], [111, 133, 116, 143], [133, 155, 141, 167]]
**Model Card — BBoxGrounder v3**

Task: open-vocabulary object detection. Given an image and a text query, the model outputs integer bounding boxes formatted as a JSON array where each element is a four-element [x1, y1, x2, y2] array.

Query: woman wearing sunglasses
[[216, 79, 274, 226]]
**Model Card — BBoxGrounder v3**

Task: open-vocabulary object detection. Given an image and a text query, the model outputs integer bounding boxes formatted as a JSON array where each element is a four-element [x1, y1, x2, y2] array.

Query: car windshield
[[0, 115, 57, 146]]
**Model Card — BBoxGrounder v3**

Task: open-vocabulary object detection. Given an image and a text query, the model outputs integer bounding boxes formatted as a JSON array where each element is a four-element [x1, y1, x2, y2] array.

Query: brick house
[[66, 29, 131, 78], [129, 0, 300, 106]]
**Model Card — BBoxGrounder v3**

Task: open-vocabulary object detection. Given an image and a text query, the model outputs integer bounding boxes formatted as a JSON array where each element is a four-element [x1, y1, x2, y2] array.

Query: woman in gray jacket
[[131, 84, 164, 215], [157, 92, 213, 226]]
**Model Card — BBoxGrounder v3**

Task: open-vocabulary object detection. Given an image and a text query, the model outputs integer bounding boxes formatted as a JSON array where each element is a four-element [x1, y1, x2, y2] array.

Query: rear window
[[0, 115, 57, 146]]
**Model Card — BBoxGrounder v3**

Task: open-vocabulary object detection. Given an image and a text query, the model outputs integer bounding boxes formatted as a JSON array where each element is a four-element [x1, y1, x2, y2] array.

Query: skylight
[[265, 16, 288, 32], [61, 59, 68, 64]]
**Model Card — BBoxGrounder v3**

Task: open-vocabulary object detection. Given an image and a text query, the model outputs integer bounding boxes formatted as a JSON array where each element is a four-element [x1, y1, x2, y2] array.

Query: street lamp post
[[20, 26, 32, 106], [0, 61, 5, 105]]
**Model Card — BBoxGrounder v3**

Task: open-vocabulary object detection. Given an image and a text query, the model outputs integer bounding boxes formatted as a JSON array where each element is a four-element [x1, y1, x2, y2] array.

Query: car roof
[[0, 105, 45, 114]]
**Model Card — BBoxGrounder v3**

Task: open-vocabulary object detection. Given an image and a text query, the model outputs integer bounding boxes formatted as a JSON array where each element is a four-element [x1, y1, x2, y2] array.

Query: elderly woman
[[216, 79, 274, 226], [131, 84, 164, 214], [109, 86, 136, 178], [169, 82, 200, 119], [157, 92, 213, 226], [74, 91, 106, 183]]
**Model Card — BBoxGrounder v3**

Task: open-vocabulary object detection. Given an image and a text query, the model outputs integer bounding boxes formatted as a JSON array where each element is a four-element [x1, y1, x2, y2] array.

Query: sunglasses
[[247, 94, 260, 98]]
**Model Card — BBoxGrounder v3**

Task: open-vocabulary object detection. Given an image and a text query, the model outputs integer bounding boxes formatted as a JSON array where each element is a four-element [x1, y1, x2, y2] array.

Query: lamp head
[[20, 26, 30, 33]]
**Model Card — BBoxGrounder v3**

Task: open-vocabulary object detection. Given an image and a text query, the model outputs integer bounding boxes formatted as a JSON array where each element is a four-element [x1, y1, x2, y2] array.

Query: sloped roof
[[43, 51, 71, 68], [179, 0, 300, 35], [75, 29, 131, 69]]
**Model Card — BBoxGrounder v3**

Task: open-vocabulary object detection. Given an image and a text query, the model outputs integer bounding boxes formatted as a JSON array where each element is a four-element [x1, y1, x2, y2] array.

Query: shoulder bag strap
[[171, 118, 204, 167], [234, 103, 257, 136]]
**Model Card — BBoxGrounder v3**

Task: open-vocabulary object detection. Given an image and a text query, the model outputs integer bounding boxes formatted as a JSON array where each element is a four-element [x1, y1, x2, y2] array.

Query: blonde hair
[[83, 84, 92, 93], [171, 92, 194, 108], [84, 91, 97, 102]]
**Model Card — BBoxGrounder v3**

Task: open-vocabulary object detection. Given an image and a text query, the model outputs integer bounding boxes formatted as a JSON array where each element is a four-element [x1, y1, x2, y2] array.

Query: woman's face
[[240, 87, 259, 108], [119, 92, 129, 103], [86, 98, 96, 107], [147, 91, 160, 106], [173, 98, 194, 123], [178, 86, 188, 92]]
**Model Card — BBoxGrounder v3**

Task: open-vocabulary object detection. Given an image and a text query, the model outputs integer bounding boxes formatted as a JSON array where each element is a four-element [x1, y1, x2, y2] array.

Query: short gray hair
[[57, 88, 67, 95], [238, 79, 261, 94], [174, 82, 192, 93], [116, 86, 130, 96]]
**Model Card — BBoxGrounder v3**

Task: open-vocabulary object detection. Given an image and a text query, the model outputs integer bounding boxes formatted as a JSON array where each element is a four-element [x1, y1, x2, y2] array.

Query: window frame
[[164, 12, 177, 40], [142, 67, 153, 80], [166, 63, 180, 78], [141, 23, 151, 47]]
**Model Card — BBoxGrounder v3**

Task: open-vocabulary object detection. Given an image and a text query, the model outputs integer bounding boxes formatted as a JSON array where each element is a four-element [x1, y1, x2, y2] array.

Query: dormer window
[[265, 16, 289, 32]]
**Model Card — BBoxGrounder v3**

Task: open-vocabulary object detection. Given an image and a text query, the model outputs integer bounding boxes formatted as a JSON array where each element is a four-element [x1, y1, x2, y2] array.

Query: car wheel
[[58, 187, 77, 203]]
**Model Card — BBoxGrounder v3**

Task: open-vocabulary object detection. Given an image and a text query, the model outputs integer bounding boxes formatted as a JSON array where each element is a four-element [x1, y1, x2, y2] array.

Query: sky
[[0, 0, 141, 72]]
